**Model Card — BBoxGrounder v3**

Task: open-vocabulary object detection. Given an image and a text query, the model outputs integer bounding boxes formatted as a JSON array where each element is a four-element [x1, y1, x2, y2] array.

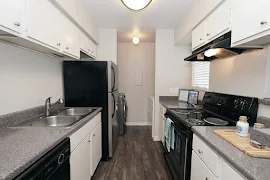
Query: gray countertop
[[159, 96, 202, 109], [192, 126, 270, 180], [0, 108, 102, 180]]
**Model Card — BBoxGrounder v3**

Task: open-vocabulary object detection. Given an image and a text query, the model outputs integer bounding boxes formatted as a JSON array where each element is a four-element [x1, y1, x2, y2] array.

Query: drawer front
[[193, 134, 219, 176], [191, 151, 217, 180], [70, 113, 101, 152], [221, 159, 245, 180]]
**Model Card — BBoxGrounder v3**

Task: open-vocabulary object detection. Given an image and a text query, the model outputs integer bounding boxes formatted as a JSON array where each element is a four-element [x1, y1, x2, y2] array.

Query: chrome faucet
[[45, 97, 64, 116]]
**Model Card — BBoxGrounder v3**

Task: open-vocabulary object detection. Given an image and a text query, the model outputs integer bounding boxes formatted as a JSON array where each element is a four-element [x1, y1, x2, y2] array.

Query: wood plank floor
[[92, 126, 169, 180]]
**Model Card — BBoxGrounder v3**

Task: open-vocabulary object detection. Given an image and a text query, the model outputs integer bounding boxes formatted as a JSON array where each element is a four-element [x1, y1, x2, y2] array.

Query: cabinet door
[[54, 0, 78, 21], [89, 39, 97, 58], [191, 151, 217, 180], [0, 0, 24, 34], [80, 31, 90, 54], [70, 135, 91, 180], [206, 0, 230, 41], [26, 0, 62, 50], [221, 160, 245, 180], [192, 21, 206, 50], [62, 15, 80, 58], [90, 122, 102, 176], [231, 0, 270, 44]]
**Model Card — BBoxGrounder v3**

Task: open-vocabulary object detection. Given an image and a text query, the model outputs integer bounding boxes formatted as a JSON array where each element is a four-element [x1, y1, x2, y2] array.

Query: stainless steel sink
[[11, 115, 81, 128], [57, 108, 95, 116]]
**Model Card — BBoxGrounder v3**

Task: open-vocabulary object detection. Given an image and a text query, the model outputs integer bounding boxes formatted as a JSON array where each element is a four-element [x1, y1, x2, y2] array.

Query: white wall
[[117, 43, 155, 125], [154, 29, 192, 139], [0, 43, 63, 115], [209, 48, 270, 117], [97, 28, 117, 64]]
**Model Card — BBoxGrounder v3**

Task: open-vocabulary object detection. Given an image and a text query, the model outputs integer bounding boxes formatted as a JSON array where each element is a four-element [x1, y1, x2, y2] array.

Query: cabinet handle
[[206, 178, 209, 180], [91, 51, 94, 54], [93, 134, 96, 136], [207, 33, 210, 36], [88, 140, 91, 142], [57, 43, 61, 46], [14, 22, 20, 26], [66, 47, 69, 50], [261, 21, 267, 25], [200, 38, 203, 40], [198, 149, 203, 154]]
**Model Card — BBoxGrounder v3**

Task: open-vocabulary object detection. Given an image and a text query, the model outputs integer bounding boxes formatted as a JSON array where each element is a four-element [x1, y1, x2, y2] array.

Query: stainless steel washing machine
[[118, 93, 127, 135]]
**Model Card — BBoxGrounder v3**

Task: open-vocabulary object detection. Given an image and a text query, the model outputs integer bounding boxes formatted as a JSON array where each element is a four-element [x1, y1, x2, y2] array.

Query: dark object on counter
[[164, 92, 258, 180], [63, 61, 118, 161], [118, 93, 127, 135], [14, 138, 70, 180]]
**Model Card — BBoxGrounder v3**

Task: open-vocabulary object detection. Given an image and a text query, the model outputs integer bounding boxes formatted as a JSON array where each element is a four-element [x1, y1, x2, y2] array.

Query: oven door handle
[[171, 123, 187, 137]]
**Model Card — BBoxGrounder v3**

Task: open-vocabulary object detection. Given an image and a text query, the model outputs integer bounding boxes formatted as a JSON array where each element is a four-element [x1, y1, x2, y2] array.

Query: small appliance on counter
[[164, 92, 258, 180], [118, 93, 128, 135]]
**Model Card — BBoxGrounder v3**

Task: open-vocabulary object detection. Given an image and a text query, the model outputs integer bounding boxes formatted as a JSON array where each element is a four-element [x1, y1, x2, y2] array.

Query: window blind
[[192, 62, 210, 89]]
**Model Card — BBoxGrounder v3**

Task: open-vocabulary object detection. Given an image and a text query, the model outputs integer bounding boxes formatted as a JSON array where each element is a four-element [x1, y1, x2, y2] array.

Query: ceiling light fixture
[[121, 0, 152, 11], [133, 36, 140, 45]]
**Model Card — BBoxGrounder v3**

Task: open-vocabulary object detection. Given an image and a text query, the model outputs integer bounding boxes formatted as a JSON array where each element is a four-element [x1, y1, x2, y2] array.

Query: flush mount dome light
[[133, 36, 140, 45], [121, 0, 152, 11]]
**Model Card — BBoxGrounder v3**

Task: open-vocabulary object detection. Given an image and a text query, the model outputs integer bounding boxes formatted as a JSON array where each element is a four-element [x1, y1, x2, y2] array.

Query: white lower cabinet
[[191, 134, 246, 180], [220, 160, 245, 180], [191, 151, 217, 180], [159, 104, 166, 145], [70, 135, 91, 180], [70, 113, 102, 180], [90, 122, 102, 176]]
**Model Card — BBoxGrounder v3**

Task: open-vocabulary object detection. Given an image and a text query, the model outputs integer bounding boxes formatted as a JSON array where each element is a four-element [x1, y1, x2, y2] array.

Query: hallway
[[92, 126, 169, 180]]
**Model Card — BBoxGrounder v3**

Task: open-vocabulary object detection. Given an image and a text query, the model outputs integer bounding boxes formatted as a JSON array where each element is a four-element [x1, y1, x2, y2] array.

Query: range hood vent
[[184, 32, 254, 62]]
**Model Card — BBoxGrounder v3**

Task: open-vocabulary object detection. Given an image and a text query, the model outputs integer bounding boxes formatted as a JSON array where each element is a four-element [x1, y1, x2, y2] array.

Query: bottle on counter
[[236, 116, 249, 137]]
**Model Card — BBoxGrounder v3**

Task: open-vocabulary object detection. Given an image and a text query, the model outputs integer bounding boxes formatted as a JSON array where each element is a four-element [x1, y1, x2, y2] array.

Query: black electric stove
[[164, 92, 258, 180]]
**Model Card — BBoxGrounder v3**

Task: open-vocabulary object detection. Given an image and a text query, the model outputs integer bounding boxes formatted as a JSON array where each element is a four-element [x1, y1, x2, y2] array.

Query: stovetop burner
[[186, 118, 205, 125], [204, 117, 229, 126], [172, 109, 202, 115]]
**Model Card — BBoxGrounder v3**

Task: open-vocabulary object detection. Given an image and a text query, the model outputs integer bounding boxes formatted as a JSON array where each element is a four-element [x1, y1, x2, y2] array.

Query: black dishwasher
[[14, 138, 70, 180]]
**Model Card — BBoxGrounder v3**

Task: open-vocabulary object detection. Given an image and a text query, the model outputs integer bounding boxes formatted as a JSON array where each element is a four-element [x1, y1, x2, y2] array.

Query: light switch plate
[[170, 88, 174, 94], [173, 88, 179, 94]]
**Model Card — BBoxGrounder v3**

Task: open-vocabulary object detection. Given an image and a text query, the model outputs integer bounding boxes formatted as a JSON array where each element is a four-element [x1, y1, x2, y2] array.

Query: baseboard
[[153, 136, 160, 141], [125, 122, 151, 126]]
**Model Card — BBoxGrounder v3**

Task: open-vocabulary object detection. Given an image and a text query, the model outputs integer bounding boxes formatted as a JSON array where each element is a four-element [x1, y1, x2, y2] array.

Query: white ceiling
[[82, 0, 196, 42]]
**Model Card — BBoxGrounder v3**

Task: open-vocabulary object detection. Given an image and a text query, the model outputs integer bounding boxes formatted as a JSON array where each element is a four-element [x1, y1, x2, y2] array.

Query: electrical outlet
[[170, 88, 174, 94], [174, 88, 179, 94]]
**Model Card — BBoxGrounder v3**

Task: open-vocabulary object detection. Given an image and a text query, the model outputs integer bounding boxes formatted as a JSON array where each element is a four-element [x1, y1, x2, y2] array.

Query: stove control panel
[[203, 92, 258, 114]]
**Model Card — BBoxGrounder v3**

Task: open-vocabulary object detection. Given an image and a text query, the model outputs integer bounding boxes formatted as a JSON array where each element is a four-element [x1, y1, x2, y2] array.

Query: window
[[192, 62, 210, 89]]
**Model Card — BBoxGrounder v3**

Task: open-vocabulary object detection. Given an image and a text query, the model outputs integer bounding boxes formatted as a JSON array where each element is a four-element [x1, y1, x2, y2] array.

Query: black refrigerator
[[63, 61, 118, 161]]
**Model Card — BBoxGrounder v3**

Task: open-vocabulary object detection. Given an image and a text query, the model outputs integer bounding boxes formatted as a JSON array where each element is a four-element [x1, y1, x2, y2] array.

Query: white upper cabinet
[[0, 0, 25, 34], [231, 0, 270, 47], [206, 0, 230, 41], [192, 21, 206, 50], [26, 0, 62, 50], [61, 16, 80, 58], [192, 0, 231, 51], [80, 31, 97, 59]]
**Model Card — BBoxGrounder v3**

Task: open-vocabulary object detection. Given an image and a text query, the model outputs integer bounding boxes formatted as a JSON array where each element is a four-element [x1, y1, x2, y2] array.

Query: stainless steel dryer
[[118, 93, 127, 135]]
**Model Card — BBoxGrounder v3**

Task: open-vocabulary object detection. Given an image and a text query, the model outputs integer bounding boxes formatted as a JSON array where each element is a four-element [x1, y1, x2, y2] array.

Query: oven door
[[164, 122, 191, 180]]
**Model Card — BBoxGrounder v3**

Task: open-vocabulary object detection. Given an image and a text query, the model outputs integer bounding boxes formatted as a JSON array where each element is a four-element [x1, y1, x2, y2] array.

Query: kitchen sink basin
[[57, 108, 95, 116], [11, 115, 81, 128]]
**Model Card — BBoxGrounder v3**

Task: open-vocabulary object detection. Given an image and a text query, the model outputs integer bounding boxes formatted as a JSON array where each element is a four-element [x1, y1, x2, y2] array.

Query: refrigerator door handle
[[111, 66, 116, 91], [112, 93, 116, 118]]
